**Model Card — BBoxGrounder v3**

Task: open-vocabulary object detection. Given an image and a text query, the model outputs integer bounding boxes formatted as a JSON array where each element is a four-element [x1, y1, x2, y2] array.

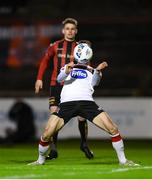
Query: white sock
[[111, 134, 127, 164], [38, 144, 50, 164]]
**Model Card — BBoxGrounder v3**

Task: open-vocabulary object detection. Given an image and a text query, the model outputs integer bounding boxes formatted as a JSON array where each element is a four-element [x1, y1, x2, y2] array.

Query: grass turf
[[0, 140, 152, 179]]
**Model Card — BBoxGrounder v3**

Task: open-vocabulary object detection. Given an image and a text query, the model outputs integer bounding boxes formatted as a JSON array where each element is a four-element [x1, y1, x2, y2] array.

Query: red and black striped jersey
[[37, 39, 77, 86]]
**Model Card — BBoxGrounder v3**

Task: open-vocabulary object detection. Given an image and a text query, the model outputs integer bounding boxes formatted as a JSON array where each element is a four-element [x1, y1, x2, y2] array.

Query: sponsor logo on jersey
[[58, 53, 73, 59], [71, 70, 87, 79], [57, 48, 64, 50]]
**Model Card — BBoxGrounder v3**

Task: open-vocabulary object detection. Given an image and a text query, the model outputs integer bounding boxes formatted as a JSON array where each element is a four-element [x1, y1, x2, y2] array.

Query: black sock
[[78, 120, 88, 146], [50, 132, 58, 151]]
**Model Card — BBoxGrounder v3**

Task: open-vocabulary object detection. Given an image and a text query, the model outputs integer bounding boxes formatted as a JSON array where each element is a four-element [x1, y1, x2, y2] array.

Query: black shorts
[[49, 86, 62, 107], [58, 100, 104, 124]]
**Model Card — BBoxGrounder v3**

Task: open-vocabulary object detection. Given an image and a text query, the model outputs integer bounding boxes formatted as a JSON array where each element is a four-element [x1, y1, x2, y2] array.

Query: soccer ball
[[74, 43, 93, 64]]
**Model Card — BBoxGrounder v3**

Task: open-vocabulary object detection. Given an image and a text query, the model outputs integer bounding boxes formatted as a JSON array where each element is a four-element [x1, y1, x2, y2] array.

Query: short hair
[[78, 40, 92, 47], [62, 18, 78, 27]]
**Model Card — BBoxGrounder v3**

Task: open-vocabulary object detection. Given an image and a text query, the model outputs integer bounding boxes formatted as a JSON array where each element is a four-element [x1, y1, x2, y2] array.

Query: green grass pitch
[[0, 140, 152, 179]]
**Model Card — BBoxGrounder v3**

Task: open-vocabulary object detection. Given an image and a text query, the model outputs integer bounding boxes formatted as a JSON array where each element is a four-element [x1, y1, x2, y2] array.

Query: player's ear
[[62, 28, 65, 35], [75, 28, 78, 34]]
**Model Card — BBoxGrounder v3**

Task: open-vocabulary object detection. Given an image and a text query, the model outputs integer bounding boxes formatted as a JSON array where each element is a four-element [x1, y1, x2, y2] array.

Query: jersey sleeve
[[37, 43, 55, 80], [91, 69, 102, 86]]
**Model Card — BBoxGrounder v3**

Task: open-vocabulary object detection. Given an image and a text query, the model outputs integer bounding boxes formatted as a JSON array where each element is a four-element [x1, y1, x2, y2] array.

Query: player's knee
[[55, 117, 64, 131], [49, 106, 58, 113], [42, 123, 58, 141], [50, 113, 64, 126], [42, 114, 62, 141], [109, 125, 118, 135], [42, 131, 51, 142], [49, 114, 60, 124]]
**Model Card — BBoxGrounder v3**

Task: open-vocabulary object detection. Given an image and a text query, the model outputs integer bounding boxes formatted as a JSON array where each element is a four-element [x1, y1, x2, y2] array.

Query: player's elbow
[[57, 76, 62, 83], [57, 78, 60, 83], [91, 80, 100, 87]]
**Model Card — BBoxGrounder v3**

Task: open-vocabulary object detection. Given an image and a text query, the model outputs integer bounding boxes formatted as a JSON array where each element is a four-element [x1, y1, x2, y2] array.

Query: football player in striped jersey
[[35, 18, 93, 160]]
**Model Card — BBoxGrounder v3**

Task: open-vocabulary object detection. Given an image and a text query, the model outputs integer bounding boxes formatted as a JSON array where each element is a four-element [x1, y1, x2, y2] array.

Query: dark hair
[[78, 40, 92, 47], [62, 18, 78, 27]]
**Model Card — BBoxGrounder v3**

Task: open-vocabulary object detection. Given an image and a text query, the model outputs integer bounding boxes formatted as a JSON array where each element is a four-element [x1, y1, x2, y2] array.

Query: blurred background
[[0, 0, 152, 141]]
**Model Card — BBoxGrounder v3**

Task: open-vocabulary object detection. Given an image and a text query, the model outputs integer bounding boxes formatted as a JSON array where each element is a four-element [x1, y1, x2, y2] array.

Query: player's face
[[62, 23, 77, 41]]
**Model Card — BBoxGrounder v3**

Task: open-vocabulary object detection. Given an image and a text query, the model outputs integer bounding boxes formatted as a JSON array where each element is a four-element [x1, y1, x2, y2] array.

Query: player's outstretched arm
[[65, 61, 74, 74], [96, 61, 108, 71], [35, 80, 43, 94], [91, 61, 108, 87], [57, 62, 75, 83]]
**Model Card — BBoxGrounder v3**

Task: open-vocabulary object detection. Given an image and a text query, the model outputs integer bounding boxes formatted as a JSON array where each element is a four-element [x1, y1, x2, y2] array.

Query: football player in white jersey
[[29, 43, 139, 166]]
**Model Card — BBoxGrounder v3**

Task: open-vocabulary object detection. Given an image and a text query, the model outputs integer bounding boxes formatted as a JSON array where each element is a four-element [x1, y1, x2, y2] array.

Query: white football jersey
[[58, 67, 95, 103]]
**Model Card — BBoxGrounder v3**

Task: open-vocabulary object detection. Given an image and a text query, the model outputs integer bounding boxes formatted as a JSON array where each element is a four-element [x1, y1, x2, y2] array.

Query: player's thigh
[[50, 106, 58, 113], [93, 112, 118, 134], [44, 114, 64, 135]]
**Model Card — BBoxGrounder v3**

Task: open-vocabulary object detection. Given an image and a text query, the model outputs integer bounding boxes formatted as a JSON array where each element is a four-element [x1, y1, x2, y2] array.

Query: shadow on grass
[[83, 160, 116, 165]]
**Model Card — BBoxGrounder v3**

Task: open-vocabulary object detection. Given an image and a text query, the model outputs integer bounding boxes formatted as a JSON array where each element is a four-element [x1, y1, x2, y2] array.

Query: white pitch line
[[1, 174, 46, 179], [111, 166, 152, 173]]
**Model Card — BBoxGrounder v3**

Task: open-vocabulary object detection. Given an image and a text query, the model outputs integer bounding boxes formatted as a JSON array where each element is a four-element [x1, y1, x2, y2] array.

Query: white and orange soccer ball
[[74, 43, 93, 64]]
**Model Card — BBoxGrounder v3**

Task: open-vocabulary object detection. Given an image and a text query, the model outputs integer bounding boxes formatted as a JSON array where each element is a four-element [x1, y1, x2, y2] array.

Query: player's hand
[[65, 61, 74, 74], [96, 61, 108, 71], [35, 80, 43, 94]]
